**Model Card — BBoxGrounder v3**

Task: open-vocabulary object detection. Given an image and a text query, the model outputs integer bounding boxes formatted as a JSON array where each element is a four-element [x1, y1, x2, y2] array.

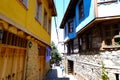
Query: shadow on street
[[46, 68, 69, 80]]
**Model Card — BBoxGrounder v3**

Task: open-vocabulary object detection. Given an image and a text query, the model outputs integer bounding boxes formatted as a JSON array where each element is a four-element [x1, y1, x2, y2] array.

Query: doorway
[[67, 60, 74, 74]]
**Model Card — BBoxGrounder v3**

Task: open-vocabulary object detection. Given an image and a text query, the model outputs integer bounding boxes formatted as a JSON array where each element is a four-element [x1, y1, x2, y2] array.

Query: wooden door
[[3, 48, 11, 80], [38, 46, 46, 80], [19, 49, 26, 80], [0, 47, 26, 80], [2, 48, 15, 80], [39, 56, 45, 80], [39, 57, 42, 79], [15, 49, 26, 80], [0, 47, 7, 80], [11, 49, 17, 80]]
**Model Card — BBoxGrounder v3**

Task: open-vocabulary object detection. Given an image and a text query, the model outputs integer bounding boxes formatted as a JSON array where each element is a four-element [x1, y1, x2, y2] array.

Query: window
[[68, 20, 74, 33], [70, 40, 74, 54], [104, 24, 120, 46], [64, 26, 67, 37], [43, 9, 47, 29], [67, 41, 74, 54], [80, 33, 93, 50], [36, 0, 42, 23], [73, 38, 79, 53], [78, 37, 82, 52], [19, 0, 28, 7], [79, 0, 84, 19], [86, 34, 92, 49], [98, 0, 117, 3], [2, 31, 27, 48], [48, 19, 51, 34], [82, 35, 86, 50]]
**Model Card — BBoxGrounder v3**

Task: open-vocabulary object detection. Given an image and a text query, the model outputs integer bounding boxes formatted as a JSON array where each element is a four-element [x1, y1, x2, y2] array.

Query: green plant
[[101, 63, 109, 80], [50, 41, 62, 64], [114, 42, 119, 45]]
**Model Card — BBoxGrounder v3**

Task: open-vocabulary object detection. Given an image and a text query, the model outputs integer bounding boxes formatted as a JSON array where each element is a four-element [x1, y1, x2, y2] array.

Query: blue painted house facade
[[60, 0, 120, 80]]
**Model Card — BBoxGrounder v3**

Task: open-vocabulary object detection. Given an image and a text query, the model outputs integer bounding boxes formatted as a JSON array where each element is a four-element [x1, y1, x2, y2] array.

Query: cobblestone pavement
[[45, 66, 77, 80]]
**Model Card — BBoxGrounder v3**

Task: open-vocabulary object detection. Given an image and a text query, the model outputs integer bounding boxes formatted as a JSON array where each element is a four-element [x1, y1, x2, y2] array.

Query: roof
[[60, 0, 78, 28], [48, 0, 57, 16]]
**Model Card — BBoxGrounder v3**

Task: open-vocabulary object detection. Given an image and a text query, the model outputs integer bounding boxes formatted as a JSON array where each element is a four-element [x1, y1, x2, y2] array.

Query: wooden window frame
[[36, 0, 42, 24], [1, 31, 27, 48], [73, 38, 79, 53], [67, 41, 74, 55], [48, 19, 51, 35], [43, 9, 47, 30], [70, 40, 74, 54], [80, 33, 92, 50], [86, 34, 92, 49], [12, 34, 15, 46], [2, 31, 8, 44], [103, 24, 120, 46], [78, 37, 82, 52], [7, 32, 13, 45]]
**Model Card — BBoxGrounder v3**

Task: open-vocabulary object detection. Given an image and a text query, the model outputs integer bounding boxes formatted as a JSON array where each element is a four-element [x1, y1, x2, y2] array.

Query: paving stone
[[45, 66, 77, 80]]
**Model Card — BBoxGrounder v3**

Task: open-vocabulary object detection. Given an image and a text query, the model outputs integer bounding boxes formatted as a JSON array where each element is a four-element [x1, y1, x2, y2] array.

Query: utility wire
[[53, 0, 59, 44], [54, 17, 59, 43], [53, 0, 65, 45]]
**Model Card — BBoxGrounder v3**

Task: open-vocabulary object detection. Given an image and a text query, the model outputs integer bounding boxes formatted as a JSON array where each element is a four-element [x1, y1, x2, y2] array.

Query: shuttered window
[[79, 0, 84, 19], [36, 0, 42, 24], [43, 9, 47, 30], [48, 19, 51, 34], [68, 20, 74, 33]]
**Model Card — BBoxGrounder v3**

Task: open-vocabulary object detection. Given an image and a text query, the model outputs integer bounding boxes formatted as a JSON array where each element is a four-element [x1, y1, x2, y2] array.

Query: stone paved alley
[[45, 66, 78, 80]]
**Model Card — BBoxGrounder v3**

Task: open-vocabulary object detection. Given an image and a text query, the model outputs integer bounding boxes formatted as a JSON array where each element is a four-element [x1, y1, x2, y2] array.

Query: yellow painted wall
[[0, 0, 52, 45]]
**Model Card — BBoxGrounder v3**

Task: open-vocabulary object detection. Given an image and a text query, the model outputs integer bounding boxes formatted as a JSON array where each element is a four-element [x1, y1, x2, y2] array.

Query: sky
[[51, 0, 70, 53]]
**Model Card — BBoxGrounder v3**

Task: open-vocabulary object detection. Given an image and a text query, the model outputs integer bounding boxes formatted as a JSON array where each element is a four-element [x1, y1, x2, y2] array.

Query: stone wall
[[26, 41, 40, 80], [67, 50, 120, 80]]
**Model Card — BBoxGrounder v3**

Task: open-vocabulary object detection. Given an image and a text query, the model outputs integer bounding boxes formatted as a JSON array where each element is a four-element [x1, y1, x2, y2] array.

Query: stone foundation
[[67, 50, 120, 80], [26, 41, 40, 80]]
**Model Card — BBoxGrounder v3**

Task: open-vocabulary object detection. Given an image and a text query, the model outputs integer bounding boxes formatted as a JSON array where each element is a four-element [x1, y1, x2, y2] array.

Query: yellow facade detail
[[0, 21, 9, 30], [0, 0, 56, 80], [8, 26, 17, 34], [0, 0, 56, 45]]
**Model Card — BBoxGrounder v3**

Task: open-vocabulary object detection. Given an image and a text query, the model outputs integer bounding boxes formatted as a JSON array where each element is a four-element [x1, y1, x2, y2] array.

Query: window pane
[[68, 20, 74, 33], [38, 4, 42, 23], [114, 30, 119, 35], [113, 24, 119, 29], [36, 0, 42, 24], [48, 19, 51, 34], [44, 9, 47, 29], [105, 31, 111, 37], [79, 0, 84, 19], [23, 0, 28, 7], [105, 39, 112, 45], [104, 26, 110, 30], [114, 38, 120, 45]]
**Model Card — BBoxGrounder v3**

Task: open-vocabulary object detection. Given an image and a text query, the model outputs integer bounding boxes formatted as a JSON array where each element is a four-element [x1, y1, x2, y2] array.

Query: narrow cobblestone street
[[45, 66, 77, 80]]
